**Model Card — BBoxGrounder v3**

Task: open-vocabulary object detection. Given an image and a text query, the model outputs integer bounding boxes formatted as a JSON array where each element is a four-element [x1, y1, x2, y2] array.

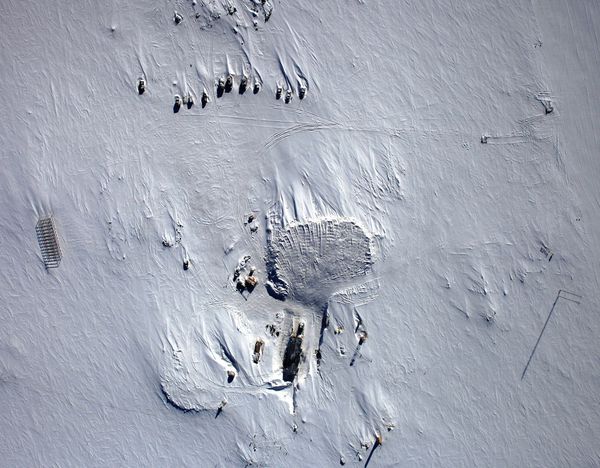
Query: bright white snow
[[1, 0, 599, 466]]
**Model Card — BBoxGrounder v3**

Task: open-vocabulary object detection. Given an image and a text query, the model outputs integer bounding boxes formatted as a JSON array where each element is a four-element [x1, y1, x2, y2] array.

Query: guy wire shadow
[[521, 289, 582, 380]]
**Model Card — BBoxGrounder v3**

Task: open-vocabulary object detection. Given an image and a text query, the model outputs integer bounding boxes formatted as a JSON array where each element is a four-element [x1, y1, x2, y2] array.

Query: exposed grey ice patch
[[265, 217, 374, 307]]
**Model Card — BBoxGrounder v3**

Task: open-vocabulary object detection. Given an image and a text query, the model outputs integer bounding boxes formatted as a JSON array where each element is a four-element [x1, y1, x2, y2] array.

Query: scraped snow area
[[1, 0, 600, 466]]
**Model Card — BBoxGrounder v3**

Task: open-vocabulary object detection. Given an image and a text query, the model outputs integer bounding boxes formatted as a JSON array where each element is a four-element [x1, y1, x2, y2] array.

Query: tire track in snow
[[261, 122, 341, 155]]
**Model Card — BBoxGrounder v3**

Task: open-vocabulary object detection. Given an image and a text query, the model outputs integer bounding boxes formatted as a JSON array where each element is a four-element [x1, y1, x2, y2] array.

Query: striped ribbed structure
[[36, 216, 62, 268]]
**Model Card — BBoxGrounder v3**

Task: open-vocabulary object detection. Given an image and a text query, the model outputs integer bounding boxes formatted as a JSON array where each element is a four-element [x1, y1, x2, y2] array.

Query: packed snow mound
[[160, 303, 288, 412], [160, 299, 324, 414], [265, 218, 374, 305]]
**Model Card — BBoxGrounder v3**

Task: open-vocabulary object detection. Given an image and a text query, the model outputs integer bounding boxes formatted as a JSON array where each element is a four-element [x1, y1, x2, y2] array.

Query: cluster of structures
[[232, 254, 259, 297], [136, 72, 307, 113]]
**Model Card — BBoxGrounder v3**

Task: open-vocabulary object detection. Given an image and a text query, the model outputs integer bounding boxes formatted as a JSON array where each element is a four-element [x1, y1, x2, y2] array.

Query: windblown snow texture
[[265, 218, 374, 305], [1, 0, 600, 466]]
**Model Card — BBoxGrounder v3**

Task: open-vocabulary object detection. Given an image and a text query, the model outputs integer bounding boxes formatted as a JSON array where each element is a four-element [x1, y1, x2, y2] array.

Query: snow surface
[[1, 0, 600, 466]]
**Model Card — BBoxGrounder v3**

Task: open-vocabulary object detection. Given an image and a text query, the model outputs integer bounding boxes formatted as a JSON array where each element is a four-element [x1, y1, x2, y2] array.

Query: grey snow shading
[[2, 0, 600, 466], [265, 218, 374, 306]]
